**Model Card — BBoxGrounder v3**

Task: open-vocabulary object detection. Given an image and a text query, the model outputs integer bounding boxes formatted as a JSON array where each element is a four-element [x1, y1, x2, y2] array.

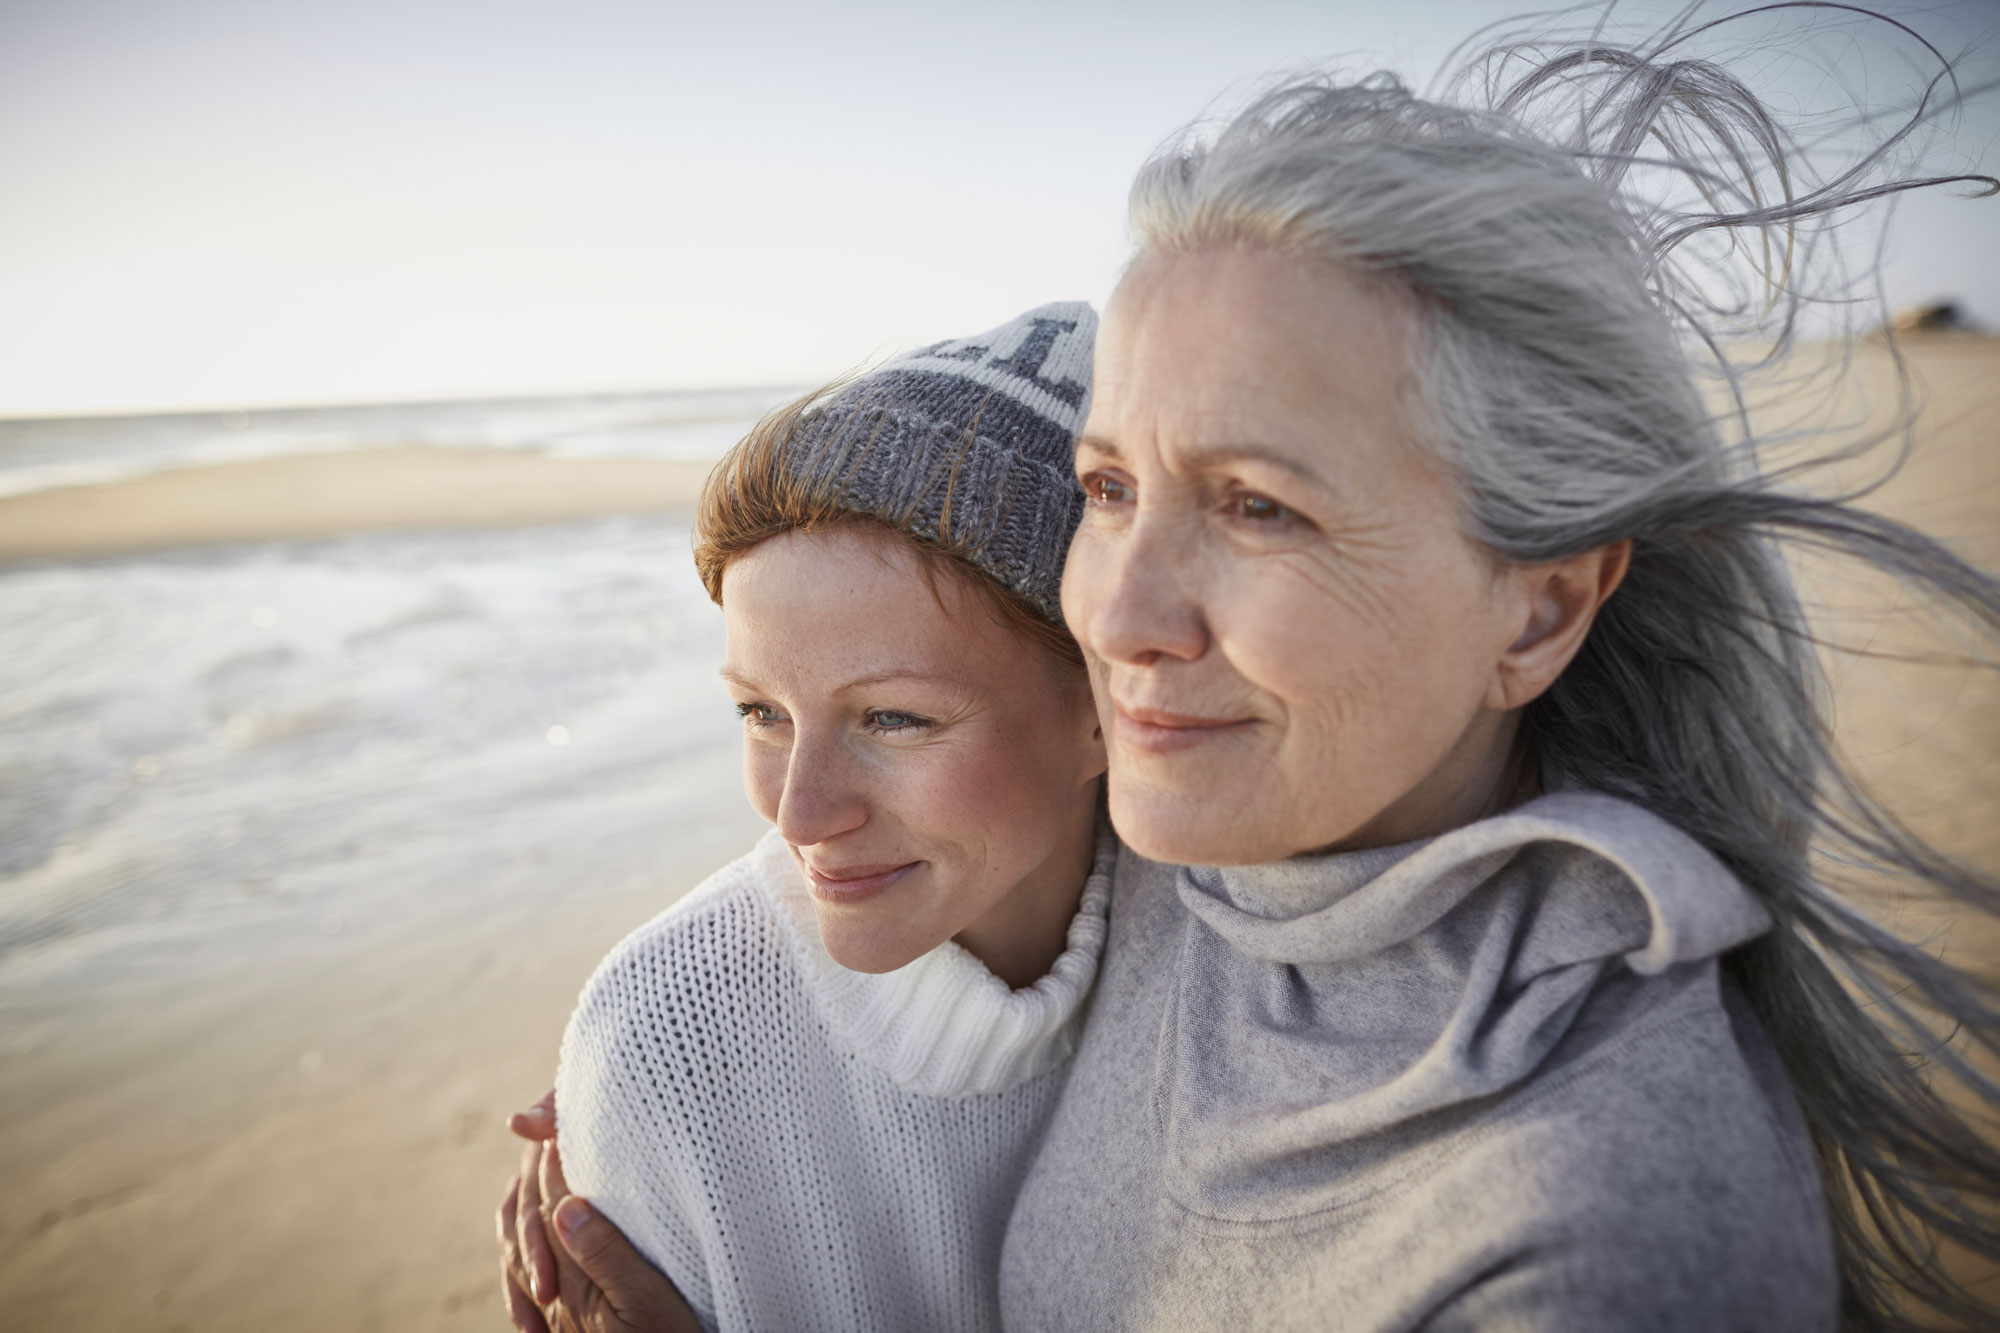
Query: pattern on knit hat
[[782, 302, 1096, 624]]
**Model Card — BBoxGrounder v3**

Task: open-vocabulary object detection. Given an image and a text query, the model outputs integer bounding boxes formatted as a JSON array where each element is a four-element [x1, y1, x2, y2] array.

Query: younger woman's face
[[721, 526, 1105, 975]]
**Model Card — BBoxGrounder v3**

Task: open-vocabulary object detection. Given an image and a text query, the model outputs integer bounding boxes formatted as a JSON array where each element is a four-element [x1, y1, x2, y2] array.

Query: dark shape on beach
[[1891, 301, 1981, 334]]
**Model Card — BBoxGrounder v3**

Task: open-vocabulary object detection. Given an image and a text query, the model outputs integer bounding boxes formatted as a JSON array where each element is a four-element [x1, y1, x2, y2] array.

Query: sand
[[0, 447, 715, 562], [2, 336, 1996, 1330], [0, 808, 768, 1333]]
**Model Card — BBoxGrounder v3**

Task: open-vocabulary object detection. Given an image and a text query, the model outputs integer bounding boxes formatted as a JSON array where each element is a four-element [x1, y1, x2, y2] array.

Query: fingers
[[504, 1264, 553, 1333], [535, 1139, 574, 1307], [518, 1140, 559, 1306], [553, 1196, 704, 1332], [544, 1195, 602, 1331], [508, 1088, 558, 1142], [540, 1136, 571, 1211], [550, 1196, 621, 1308], [499, 1173, 519, 1245], [498, 1176, 552, 1333]]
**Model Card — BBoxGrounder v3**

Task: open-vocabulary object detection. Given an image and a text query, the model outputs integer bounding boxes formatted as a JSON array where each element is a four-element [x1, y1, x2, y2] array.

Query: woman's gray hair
[[1127, 5, 1999, 1327]]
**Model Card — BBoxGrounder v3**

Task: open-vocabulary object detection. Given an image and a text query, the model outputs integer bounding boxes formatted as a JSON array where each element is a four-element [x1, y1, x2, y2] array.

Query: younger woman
[[501, 303, 1112, 1332]]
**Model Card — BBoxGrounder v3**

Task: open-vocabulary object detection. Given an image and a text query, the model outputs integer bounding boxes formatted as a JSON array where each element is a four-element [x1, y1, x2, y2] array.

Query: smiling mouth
[[1112, 703, 1255, 754], [803, 860, 920, 905]]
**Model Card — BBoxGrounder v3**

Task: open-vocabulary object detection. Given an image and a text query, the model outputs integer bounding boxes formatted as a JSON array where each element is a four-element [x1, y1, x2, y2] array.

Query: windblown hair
[[1127, 5, 1999, 1327], [693, 385, 1086, 675]]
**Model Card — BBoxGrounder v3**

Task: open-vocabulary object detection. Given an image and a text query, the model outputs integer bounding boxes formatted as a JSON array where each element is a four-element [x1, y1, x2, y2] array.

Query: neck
[[954, 781, 1101, 989]]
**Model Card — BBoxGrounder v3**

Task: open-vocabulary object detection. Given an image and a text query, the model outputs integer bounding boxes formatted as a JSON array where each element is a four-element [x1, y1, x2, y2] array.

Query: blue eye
[[867, 710, 932, 734], [735, 702, 782, 726]]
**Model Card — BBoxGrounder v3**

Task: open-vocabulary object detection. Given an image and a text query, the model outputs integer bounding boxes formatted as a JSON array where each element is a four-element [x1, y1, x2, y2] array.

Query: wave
[[0, 386, 803, 500]]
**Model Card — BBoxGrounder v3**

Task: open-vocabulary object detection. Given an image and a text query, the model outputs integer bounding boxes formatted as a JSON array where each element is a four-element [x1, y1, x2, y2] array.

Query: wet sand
[[1, 336, 1995, 1330]]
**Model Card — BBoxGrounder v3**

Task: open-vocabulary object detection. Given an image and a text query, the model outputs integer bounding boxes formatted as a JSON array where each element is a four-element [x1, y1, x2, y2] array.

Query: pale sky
[[1, 0, 1993, 416]]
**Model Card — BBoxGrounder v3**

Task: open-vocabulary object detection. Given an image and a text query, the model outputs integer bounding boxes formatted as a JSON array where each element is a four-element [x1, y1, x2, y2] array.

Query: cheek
[[922, 738, 1052, 841], [742, 742, 785, 823], [1210, 560, 1395, 719], [1060, 529, 1111, 650], [1216, 546, 1499, 738], [926, 711, 1086, 866], [1085, 656, 1115, 730]]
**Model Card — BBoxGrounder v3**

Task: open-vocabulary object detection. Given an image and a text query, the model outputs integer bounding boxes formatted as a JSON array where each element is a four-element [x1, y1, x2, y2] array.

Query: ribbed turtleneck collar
[[758, 820, 1117, 1098], [1155, 791, 1777, 1221], [1177, 791, 1771, 974]]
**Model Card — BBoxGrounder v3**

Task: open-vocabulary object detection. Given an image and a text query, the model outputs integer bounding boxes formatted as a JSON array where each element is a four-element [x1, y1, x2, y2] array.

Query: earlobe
[[1085, 719, 1110, 781], [1491, 541, 1631, 710]]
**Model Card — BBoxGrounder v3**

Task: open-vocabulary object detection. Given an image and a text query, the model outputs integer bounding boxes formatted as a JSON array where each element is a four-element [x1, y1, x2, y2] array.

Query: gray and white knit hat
[[780, 301, 1096, 623]]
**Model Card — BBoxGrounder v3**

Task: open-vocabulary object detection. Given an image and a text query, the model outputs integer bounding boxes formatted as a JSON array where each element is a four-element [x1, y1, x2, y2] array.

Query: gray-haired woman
[[503, 11, 2000, 1331], [1002, 10, 2000, 1331]]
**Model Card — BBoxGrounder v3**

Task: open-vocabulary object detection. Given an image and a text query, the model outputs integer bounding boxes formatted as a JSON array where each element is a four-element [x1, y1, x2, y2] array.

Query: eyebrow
[[718, 666, 952, 692], [1075, 433, 1336, 491]]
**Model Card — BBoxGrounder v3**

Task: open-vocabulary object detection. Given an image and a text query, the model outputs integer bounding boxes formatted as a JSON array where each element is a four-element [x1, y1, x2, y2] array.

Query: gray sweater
[[998, 792, 1838, 1330]]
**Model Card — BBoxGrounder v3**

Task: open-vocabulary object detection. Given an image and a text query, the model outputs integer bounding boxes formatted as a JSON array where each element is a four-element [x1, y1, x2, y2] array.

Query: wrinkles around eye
[[865, 710, 935, 734], [1079, 471, 1134, 505], [735, 703, 940, 737]]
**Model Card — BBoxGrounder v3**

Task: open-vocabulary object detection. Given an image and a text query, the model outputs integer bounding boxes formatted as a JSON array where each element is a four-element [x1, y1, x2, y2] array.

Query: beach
[[1, 337, 1995, 1330], [0, 448, 715, 561], [0, 391, 774, 1331]]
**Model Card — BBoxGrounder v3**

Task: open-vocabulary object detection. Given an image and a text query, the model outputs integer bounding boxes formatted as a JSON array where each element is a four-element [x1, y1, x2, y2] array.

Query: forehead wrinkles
[[1100, 258, 1433, 487]]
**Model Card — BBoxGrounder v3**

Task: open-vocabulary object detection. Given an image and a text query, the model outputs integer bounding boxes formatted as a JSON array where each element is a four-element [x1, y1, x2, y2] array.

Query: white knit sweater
[[554, 824, 1116, 1333]]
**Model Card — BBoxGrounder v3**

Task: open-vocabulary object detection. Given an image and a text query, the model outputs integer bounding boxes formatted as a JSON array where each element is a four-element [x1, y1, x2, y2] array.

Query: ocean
[[0, 386, 800, 498], [0, 392, 790, 1015]]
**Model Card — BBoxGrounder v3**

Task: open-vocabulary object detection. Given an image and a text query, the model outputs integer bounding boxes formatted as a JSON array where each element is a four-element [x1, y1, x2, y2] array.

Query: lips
[[1111, 700, 1256, 754], [800, 858, 920, 906]]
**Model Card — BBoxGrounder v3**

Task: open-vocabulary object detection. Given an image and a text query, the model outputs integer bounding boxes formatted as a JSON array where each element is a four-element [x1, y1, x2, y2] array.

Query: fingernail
[[556, 1196, 592, 1239], [523, 1103, 547, 1119]]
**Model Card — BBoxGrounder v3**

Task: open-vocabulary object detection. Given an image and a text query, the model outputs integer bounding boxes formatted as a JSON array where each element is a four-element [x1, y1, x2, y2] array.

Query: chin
[[1109, 784, 1274, 867], [816, 913, 931, 974], [1112, 780, 1344, 860]]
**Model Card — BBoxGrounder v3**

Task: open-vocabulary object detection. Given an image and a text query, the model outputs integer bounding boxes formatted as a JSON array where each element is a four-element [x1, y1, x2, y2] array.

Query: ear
[[1487, 540, 1631, 711], [1071, 670, 1111, 782]]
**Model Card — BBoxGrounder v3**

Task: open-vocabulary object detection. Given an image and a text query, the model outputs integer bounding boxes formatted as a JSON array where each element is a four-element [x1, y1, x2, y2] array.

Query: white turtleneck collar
[[755, 820, 1116, 1098]]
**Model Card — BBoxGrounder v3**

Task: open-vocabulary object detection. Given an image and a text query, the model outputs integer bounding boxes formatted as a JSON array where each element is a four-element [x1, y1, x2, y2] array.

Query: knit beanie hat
[[778, 301, 1096, 624]]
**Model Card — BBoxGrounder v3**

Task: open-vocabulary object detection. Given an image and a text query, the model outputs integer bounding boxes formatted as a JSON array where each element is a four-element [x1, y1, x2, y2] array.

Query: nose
[[1066, 509, 1210, 668], [772, 730, 869, 849]]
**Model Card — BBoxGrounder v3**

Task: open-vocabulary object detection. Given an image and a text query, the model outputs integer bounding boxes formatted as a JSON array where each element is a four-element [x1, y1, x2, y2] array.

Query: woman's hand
[[504, 1090, 562, 1318], [497, 1090, 703, 1332]]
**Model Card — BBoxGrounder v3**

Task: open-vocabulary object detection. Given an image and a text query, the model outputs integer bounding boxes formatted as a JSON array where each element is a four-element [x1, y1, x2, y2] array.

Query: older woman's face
[[1064, 246, 1540, 865], [722, 527, 1104, 974]]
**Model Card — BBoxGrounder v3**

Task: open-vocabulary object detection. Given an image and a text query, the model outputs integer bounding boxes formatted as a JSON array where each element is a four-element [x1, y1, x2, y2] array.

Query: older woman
[[507, 20, 2000, 1333], [1001, 30, 2000, 1333], [499, 303, 1113, 1333]]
